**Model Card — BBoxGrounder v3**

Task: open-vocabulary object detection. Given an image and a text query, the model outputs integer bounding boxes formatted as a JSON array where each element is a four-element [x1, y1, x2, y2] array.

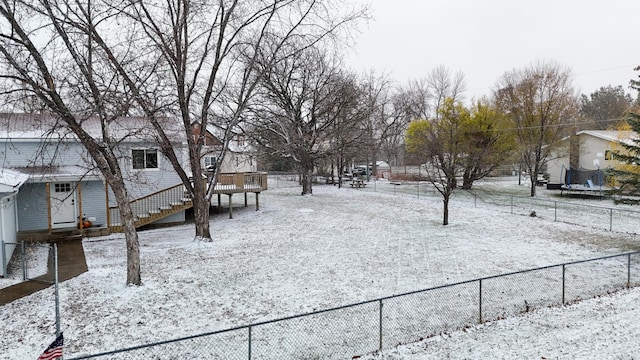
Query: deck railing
[[212, 172, 268, 193], [108, 172, 268, 230], [109, 184, 189, 228]]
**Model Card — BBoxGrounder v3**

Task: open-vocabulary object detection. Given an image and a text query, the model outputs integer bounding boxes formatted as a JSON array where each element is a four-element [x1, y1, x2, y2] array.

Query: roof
[[576, 130, 638, 146], [0, 113, 185, 143], [0, 168, 29, 193], [8, 165, 102, 183]]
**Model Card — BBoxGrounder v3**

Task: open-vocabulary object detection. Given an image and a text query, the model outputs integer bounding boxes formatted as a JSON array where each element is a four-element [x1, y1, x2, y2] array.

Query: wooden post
[[105, 180, 111, 231], [244, 192, 248, 207], [255, 192, 259, 211], [228, 194, 233, 219], [217, 193, 221, 208], [46, 182, 52, 235], [78, 182, 83, 230]]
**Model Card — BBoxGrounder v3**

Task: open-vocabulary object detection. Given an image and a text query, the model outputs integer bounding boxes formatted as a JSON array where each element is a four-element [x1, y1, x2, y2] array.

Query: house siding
[[15, 180, 106, 232], [0, 140, 87, 169], [112, 142, 185, 203], [16, 183, 49, 231], [579, 136, 618, 170], [78, 180, 108, 228]]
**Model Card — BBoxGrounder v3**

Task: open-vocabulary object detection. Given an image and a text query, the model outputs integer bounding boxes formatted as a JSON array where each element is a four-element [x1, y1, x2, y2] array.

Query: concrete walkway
[[0, 238, 88, 306]]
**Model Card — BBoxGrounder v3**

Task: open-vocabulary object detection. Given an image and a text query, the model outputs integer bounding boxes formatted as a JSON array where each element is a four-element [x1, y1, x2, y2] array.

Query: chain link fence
[[0, 241, 50, 287], [348, 178, 640, 234], [67, 252, 640, 359]]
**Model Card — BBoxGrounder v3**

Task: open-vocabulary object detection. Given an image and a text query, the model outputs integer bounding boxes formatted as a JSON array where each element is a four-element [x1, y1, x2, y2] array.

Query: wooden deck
[[210, 172, 268, 194], [109, 172, 268, 231]]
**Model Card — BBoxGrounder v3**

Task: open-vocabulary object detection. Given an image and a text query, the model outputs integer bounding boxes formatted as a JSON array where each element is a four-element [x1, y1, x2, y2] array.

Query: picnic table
[[350, 179, 366, 188]]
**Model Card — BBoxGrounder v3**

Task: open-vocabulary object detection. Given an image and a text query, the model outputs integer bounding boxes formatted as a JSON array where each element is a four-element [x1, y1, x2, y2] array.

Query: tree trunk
[[462, 169, 473, 190], [301, 168, 313, 195], [529, 180, 536, 197], [192, 173, 212, 240], [530, 163, 539, 197], [193, 195, 211, 240], [442, 193, 450, 226], [109, 179, 141, 286]]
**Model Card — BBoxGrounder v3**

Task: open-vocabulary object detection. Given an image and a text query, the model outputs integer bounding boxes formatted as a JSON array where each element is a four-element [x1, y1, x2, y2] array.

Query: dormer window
[[237, 135, 245, 147]]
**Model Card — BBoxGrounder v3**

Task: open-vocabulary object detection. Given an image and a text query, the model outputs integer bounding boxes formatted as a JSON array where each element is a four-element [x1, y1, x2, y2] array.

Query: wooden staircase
[[109, 184, 193, 232]]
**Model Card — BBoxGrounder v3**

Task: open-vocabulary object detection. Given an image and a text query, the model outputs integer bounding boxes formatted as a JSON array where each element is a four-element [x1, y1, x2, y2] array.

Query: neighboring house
[[192, 123, 257, 173], [0, 113, 187, 238], [546, 130, 637, 184], [0, 169, 28, 277]]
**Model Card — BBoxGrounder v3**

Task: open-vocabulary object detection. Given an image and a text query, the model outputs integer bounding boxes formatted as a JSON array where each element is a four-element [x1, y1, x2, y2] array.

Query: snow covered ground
[[2, 176, 640, 359]]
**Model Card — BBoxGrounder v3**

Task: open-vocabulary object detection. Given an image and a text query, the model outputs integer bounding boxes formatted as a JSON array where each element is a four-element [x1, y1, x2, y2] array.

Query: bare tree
[[328, 80, 367, 186], [250, 47, 359, 194], [96, 0, 368, 240], [426, 65, 467, 120], [494, 61, 578, 196], [0, 0, 144, 285]]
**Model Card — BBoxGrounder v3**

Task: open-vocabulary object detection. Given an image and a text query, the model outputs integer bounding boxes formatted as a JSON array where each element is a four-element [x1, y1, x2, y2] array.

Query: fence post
[[628, 253, 632, 289], [54, 244, 60, 337], [417, 183, 419, 199], [510, 197, 513, 214], [0, 240, 5, 278], [562, 264, 566, 305], [554, 201, 557, 222], [478, 279, 483, 323], [248, 325, 252, 360], [474, 193, 477, 208], [609, 208, 613, 232], [21, 241, 27, 280], [379, 299, 383, 350]]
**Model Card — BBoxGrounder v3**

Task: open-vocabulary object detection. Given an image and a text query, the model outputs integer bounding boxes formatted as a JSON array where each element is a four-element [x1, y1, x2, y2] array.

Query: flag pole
[[54, 243, 60, 337]]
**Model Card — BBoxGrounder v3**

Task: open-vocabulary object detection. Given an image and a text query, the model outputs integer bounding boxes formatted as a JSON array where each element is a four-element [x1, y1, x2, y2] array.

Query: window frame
[[132, 149, 159, 170]]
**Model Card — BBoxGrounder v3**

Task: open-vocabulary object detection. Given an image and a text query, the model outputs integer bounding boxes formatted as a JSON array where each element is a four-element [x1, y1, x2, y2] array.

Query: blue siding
[[3, 138, 189, 230], [16, 183, 49, 231], [15, 180, 106, 232], [78, 180, 107, 228]]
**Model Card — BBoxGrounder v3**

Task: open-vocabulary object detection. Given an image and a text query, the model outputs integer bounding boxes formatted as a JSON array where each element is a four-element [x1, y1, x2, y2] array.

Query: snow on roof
[[0, 168, 28, 193], [0, 113, 185, 143], [577, 130, 638, 146], [8, 165, 101, 183]]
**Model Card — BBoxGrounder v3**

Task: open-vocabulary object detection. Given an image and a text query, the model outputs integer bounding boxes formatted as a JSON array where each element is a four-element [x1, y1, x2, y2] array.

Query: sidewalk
[[0, 238, 88, 306]]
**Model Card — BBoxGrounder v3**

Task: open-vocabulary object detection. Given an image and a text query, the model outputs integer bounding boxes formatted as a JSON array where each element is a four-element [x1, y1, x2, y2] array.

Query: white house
[[546, 130, 637, 185], [193, 123, 257, 174]]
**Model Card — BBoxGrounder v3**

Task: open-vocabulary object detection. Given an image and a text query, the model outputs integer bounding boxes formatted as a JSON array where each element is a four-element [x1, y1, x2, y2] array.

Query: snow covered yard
[[2, 179, 640, 359]]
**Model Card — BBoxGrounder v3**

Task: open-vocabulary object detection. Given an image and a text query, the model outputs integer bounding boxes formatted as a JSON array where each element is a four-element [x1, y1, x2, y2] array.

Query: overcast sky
[[344, 0, 640, 101]]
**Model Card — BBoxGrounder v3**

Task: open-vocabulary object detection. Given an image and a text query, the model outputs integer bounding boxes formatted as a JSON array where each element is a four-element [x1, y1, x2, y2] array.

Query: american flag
[[37, 333, 63, 360]]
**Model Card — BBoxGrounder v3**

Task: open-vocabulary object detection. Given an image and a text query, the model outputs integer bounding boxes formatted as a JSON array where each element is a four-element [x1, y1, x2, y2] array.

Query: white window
[[237, 135, 245, 147], [54, 183, 72, 193], [132, 149, 158, 169], [204, 156, 217, 171]]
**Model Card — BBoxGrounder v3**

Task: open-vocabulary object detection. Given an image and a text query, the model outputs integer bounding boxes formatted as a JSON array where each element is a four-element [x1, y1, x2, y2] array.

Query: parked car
[[352, 167, 372, 177]]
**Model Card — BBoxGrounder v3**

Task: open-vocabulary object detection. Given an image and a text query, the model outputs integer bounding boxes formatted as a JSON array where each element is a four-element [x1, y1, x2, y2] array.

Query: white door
[[50, 182, 77, 229]]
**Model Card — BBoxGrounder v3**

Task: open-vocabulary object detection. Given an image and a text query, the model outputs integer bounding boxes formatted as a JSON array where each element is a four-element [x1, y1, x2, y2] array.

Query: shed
[[0, 169, 28, 277]]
